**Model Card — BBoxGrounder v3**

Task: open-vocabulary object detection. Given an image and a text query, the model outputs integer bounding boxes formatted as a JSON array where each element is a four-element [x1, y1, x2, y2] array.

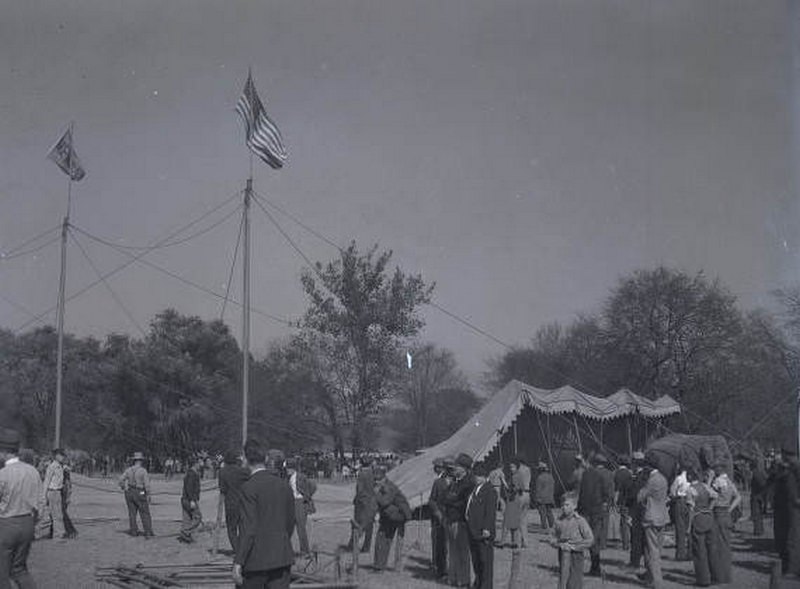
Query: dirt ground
[[26, 474, 774, 588]]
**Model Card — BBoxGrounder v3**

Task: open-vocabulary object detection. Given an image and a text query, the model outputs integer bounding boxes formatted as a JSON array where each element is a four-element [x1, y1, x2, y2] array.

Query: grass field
[[25, 474, 775, 588]]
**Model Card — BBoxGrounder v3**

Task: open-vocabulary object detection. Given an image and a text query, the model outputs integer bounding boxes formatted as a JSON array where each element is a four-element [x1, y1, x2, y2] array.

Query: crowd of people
[[2, 421, 800, 588]]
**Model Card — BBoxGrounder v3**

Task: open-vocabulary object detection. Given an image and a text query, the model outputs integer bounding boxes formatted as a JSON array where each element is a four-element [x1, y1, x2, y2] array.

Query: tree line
[[1, 244, 797, 458]]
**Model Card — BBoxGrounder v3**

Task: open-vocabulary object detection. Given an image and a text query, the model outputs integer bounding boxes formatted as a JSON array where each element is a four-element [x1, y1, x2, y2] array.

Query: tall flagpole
[[54, 172, 71, 450], [242, 173, 252, 447]]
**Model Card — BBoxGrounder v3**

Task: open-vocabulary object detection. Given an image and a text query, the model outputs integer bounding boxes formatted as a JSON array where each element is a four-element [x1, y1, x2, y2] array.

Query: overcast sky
[[0, 0, 794, 383]]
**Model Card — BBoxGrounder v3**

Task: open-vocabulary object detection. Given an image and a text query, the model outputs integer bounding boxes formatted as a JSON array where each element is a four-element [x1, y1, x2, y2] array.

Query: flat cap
[[432, 457, 444, 468], [631, 451, 646, 461], [443, 456, 456, 468], [538, 461, 549, 470], [473, 463, 489, 477], [0, 427, 20, 450], [131, 452, 145, 461], [455, 453, 473, 469], [224, 450, 240, 464], [592, 453, 608, 465]]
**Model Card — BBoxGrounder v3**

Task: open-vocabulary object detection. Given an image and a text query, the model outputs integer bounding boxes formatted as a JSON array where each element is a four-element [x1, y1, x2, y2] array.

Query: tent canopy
[[388, 380, 680, 508]]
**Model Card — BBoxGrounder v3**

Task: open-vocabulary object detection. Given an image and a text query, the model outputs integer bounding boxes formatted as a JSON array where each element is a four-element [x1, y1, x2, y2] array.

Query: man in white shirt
[[669, 466, 691, 561], [42, 448, 66, 540]]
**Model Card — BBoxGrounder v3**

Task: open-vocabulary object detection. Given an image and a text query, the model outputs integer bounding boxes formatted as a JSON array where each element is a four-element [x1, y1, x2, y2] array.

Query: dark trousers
[[672, 498, 690, 560], [242, 565, 291, 589], [126, 488, 153, 535], [630, 512, 644, 566], [618, 506, 630, 550], [180, 499, 202, 541], [691, 516, 720, 587], [349, 518, 374, 552], [751, 495, 764, 536], [226, 507, 241, 554], [374, 519, 404, 570], [293, 499, 310, 554], [469, 538, 494, 589], [537, 503, 555, 530], [558, 549, 584, 589], [586, 513, 605, 572], [431, 520, 447, 577], [713, 508, 732, 583], [0, 514, 35, 589]]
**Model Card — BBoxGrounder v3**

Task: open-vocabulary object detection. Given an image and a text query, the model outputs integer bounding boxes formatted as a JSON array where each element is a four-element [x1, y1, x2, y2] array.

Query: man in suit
[[443, 453, 476, 588], [428, 457, 450, 580], [467, 464, 498, 589], [232, 439, 295, 589], [178, 456, 203, 543], [578, 453, 613, 577], [219, 450, 250, 554]]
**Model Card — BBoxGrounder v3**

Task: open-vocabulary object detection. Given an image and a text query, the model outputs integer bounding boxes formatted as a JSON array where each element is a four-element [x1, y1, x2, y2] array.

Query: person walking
[[711, 466, 741, 584], [42, 448, 67, 540], [669, 465, 691, 561], [534, 462, 555, 531], [118, 452, 153, 538], [578, 454, 613, 577], [549, 492, 594, 589], [686, 468, 721, 587], [636, 456, 669, 589], [232, 439, 295, 589], [749, 457, 767, 537], [372, 466, 411, 571], [0, 427, 42, 589], [428, 457, 450, 580], [349, 456, 377, 554], [286, 458, 316, 556], [614, 455, 634, 552], [443, 453, 475, 587], [219, 450, 250, 554], [178, 456, 203, 543], [466, 464, 497, 589]]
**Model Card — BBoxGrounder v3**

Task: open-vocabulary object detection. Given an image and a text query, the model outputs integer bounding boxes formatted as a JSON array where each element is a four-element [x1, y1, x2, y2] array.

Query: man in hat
[[466, 463, 497, 589], [569, 454, 586, 502], [0, 427, 42, 588], [443, 453, 475, 587], [286, 457, 316, 556], [578, 453, 613, 576], [219, 450, 250, 554], [614, 455, 634, 552], [178, 456, 203, 543], [42, 448, 67, 540], [637, 454, 669, 589], [118, 452, 154, 537], [627, 451, 647, 570], [510, 456, 532, 548], [232, 438, 295, 588], [534, 461, 555, 531], [669, 463, 691, 561], [428, 457, 450, 580], [373, 465, 411, 571]]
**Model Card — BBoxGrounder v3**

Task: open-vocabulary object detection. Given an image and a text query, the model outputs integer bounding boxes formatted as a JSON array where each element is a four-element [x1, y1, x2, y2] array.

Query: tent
[[388, 379, 680, 508]]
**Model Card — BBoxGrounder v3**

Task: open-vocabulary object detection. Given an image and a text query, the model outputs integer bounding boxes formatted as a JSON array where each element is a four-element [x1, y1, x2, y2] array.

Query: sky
[[0, 0, 795, 385]]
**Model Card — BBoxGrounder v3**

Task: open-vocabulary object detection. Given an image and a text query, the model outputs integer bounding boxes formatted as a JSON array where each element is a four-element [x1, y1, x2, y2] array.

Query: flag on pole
[[47, 125, 86, 181], [236, 70, 287, 169]]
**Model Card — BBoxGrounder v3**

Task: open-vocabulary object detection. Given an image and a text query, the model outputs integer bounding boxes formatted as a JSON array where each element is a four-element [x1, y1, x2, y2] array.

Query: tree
[[397, 343, 469, 449], [300, 242, 434, 453]]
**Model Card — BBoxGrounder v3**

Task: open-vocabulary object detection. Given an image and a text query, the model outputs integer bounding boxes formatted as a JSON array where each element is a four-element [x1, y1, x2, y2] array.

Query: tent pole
[[627, 416, 633, 455], [572, 415, 582, 455], [513, 421, 518, 456]]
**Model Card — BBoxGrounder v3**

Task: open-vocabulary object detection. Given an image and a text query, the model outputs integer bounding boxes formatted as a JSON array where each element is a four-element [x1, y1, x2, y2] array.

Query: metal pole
[[242, 179, 251, 447], [54, 177, 71, 450]]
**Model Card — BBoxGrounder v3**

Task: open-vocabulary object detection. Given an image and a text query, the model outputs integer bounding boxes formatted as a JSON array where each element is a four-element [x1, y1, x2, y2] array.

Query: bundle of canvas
[[644, 434, 732, 481]]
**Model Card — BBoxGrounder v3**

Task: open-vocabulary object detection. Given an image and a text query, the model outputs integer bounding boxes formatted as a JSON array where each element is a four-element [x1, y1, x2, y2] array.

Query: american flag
[[47, 125, 86, 181], [236, 71, 287, 169]]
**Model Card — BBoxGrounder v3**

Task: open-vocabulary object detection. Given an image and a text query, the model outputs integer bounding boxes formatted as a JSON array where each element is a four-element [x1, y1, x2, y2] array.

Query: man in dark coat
[[578, 454, 613, 576], [373, 466, 411, 571], [533, 462, 555, 531], [428, 457, 450, 580], [219, 450, 250, 554], [779, 447, 800, 576], [349, 457, 377, 553], [178, 456, 202, 543], [467, 464, 498, 589], [749, 457, 767, 537], [232, 439, 295, 589], [628, 452, 647, 569], [773, 449, 794, 572], [443, 453, 476, 588]]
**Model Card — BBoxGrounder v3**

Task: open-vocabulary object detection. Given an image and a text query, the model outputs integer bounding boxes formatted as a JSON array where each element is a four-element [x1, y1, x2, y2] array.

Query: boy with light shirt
[[549, 492, 594, 589]]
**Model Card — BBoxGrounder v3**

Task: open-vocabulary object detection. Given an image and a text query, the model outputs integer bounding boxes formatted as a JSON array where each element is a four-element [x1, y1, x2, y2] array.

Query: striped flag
[[236, 70, 287, 169], [47, 125, 86, 181]]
